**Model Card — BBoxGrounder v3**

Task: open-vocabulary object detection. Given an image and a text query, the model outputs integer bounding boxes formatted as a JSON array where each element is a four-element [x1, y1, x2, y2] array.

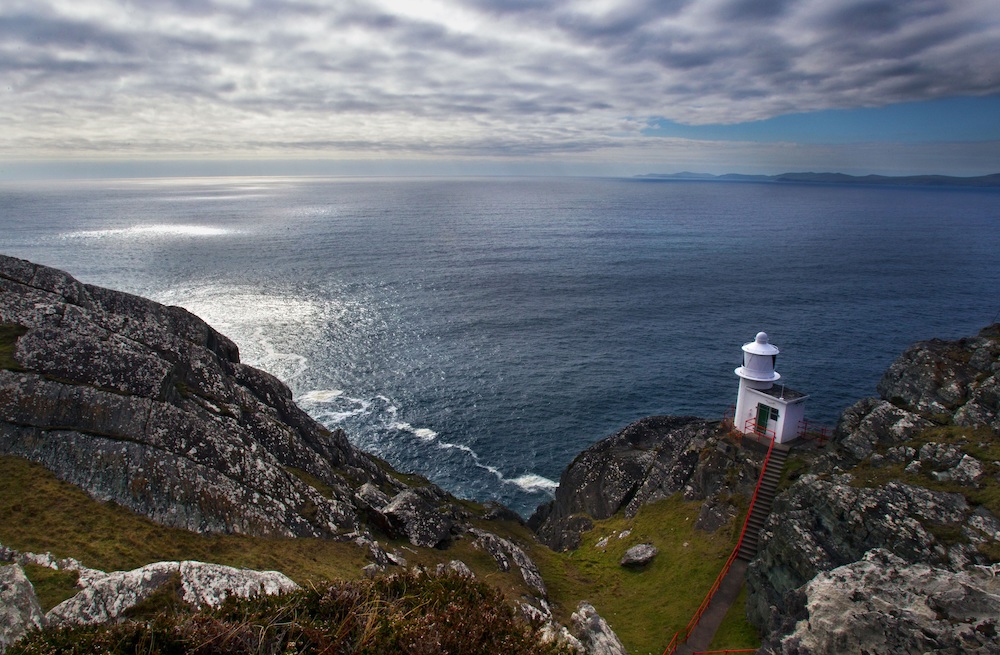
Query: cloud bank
[[1, 0, 998, 172]]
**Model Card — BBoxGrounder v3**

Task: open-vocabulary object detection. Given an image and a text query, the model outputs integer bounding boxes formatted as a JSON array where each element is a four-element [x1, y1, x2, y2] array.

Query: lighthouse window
[[770, 407, 779, 421]]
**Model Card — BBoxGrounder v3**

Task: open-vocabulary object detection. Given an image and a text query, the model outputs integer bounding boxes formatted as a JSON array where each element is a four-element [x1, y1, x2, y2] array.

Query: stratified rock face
[[0, 254, 410, 538], [877, 324, 1000, 431], [765, 549, 1000, 655], [529, 416, 761, 550]]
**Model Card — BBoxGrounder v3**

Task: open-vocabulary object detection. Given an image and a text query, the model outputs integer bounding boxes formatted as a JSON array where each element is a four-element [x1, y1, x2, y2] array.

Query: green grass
[[708, 585, 760, 651], [0, 323, 28, 370], [527, 495, 744, 655], [19, 564, 80, 612], [0, 456, 538, 596], [0, 455, 365, 584]]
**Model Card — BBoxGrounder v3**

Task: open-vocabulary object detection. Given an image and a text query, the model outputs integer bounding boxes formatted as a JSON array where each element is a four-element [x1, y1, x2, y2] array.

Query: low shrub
[[11, 570, 574, 655]]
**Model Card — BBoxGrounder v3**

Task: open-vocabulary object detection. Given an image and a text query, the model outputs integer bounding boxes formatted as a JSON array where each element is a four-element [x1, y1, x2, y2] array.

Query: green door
[[756, 404, 770, 433]]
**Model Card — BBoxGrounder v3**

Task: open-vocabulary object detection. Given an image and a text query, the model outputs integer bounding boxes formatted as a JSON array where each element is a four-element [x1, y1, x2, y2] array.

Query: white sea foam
[[507, 474, 558, 494], [63, 225, 231, 239], [392, 422, 439, 442], [298, 389, 344, 403]]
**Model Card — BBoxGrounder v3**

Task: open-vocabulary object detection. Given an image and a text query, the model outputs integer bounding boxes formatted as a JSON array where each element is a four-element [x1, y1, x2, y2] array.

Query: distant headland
[[636, 171, 1000, 187]]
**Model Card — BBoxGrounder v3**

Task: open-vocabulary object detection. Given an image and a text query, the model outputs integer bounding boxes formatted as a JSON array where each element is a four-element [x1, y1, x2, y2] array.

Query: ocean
[[2, 176, 998, 516]]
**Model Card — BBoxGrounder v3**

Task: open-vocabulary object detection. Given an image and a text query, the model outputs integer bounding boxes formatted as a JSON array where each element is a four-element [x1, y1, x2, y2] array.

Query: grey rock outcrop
[[763, 549, 1000, 655], [46, 561, 299, 626], [0, 254, 467, 539], [380, 489, 456, 548], [529, 416, 762, 550], [471, 528, 547, 597], [877, 324, 1000, 431], [834, 397, 932, 462], [0, 564, 44, 653], [570, 602, 628, 655], [750, 325, 1000, 648], [746, 475, 997, 630]]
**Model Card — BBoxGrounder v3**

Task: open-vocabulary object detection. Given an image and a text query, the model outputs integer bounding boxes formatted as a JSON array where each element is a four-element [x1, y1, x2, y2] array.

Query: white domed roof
[[742, 331, 779, 356]]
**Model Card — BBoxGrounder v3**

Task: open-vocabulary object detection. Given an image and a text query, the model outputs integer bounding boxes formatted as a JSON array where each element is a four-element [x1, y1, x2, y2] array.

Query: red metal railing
[[797, 419, 831, 443], [662, 434, 776, 655], [743, 418, 776, 441]]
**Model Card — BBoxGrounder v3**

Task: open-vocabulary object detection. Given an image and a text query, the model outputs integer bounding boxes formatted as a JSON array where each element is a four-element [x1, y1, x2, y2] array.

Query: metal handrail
[[797, 419, 831, 443], [662, 433, 776, 655]]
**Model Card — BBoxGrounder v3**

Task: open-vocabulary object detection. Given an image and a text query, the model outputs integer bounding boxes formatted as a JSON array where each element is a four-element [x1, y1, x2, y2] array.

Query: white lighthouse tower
[[733, 331, 808, 444]]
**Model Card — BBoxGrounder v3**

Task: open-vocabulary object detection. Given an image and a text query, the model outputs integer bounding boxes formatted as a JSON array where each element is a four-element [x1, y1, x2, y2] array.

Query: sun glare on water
[[63, 225, 231, 239]]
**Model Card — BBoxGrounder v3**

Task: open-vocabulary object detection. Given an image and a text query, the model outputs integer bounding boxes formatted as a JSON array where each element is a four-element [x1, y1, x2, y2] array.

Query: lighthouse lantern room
[[733, 331, 808, 444]]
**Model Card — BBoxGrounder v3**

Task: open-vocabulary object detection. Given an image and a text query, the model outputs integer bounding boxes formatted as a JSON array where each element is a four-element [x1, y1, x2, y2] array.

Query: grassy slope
[[523, 496, 756, 655], [1, 454, 761, 654]]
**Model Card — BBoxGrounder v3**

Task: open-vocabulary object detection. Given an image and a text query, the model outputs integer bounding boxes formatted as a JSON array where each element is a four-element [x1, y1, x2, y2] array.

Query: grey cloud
[[716, 0, 792, 21], [0, 13, 136, 53], [1, 0, 999, 160]]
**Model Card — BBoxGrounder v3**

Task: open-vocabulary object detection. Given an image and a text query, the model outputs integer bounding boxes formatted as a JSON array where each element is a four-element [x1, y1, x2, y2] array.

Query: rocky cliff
[[0, 254, 471, 543], [0, 254, 626, 655], [529, 416, 766, 551], [747, 325, 1000, 654]]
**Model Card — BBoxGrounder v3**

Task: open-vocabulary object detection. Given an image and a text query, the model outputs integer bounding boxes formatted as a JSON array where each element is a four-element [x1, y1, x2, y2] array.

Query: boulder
[[46, 560, 298, 626], [619, 543, 658, 567]]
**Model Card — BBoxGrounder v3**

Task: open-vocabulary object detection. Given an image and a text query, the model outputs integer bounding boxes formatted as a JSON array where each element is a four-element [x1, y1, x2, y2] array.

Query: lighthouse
[[733, 332, 808, 444]]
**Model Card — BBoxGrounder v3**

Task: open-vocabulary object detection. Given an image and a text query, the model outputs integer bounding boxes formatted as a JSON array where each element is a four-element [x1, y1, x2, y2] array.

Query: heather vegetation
[[10, 570, 573, 655]]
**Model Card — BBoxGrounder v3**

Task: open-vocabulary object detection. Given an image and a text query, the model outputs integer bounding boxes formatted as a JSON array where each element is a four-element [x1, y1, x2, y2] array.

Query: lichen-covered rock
[[0, 564, 44, 653], [834, 397, 932, 462], [876, 324, 1000, 431], [570, 602, 628, 655], [436, 560, 475, 578], [470, 528, 547, 597], [762, 549, 1000, 655], [46, 560, 298, 627], [529, 417, 760, 551], [619, 543, 658, 567], [380, 489, 454, 548], [0, 254, 460, 539], [746, 475, 996, 631]]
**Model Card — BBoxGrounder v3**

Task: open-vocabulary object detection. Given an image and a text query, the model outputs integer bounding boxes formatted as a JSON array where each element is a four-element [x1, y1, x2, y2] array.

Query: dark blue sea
[[2, 176, 998, 515]]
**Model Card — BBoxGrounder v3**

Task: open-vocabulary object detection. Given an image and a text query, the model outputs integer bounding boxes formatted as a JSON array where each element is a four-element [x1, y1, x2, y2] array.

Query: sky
[[2, 0, 1000, 179]]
